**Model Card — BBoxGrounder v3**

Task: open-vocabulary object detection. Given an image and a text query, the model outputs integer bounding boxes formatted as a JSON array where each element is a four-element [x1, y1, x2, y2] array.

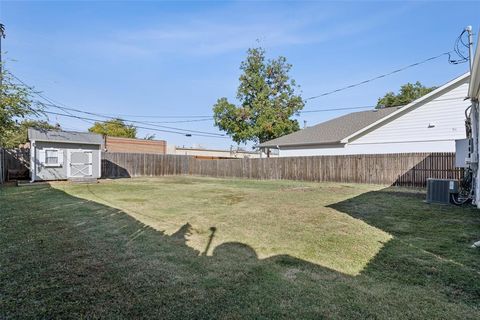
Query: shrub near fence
[[102, 152, 461, 188]]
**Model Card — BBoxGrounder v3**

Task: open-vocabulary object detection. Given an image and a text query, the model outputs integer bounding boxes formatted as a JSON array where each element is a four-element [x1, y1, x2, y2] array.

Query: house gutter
[[259, 141, 343, 149], [32, 139, 102, 145]]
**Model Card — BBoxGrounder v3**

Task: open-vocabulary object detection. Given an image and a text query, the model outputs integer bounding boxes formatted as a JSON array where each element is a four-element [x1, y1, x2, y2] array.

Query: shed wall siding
[[278, 81, 469, 157], [32, 142, 101, 181]]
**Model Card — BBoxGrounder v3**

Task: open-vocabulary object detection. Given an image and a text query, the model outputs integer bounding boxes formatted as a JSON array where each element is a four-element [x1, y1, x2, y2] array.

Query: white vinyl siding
[[277, 80, 469, 157], [279, 141, 456, 156], [350, 83, 468, 146]]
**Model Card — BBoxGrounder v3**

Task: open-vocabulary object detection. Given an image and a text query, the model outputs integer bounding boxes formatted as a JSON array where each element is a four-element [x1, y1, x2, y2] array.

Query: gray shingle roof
[[28, 128, 104, 145], [259, 107, 401, 148]]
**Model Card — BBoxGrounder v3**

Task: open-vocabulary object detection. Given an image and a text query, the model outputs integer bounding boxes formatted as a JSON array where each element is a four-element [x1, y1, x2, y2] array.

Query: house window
[[45, 149, 59, 166]]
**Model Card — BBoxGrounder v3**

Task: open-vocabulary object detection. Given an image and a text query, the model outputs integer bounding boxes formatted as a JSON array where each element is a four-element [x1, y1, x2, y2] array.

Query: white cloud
[[79, 4, 409, 59]]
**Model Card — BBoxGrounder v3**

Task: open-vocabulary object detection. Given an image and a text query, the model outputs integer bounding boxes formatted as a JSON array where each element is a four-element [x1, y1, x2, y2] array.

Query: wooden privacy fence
[[0, 149, 3, 184], [102, 152, 461, 187], [102, 153, 191, 178], [0, 148, 30, 183]]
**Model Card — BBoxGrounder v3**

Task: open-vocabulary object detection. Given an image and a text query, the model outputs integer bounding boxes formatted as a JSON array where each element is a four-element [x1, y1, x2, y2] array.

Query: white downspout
[[30, 141, 36, 183], [475, 101, 480, 208]]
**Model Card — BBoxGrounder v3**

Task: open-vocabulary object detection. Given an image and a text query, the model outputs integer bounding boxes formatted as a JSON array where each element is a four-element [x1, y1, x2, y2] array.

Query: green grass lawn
[[1, 176, 479, 319]]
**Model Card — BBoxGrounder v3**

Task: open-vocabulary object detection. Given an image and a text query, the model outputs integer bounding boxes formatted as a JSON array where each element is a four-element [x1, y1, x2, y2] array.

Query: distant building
[[104, 136, 167, 154], [259, 73, 469, 156], [167, 145, 270, 159]]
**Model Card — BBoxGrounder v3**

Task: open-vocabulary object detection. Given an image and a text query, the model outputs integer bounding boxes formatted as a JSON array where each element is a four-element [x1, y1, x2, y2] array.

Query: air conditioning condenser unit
[[426, 179, 459, 205]]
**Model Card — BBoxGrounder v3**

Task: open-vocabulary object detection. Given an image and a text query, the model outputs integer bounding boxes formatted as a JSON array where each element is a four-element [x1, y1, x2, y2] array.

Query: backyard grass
[[1, 176, 479, 319]]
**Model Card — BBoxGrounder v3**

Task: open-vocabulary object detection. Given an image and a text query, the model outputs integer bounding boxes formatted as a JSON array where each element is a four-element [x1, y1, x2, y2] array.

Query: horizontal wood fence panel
[[102, 152, 461, 188]]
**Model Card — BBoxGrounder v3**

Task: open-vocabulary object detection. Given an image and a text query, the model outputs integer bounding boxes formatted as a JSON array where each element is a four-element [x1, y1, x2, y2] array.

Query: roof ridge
[[29, 127, 101, 136]]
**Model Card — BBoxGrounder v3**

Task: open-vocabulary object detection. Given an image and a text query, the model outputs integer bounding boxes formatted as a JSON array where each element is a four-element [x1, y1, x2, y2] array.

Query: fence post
[[98, 152, 457, 188], [0, 148, 4, 184]]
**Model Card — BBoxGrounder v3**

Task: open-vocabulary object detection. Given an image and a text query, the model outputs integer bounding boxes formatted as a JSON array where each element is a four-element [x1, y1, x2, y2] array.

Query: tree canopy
[[3, 120, 60, 148], [0, 68, 43, 147], [377, 81, 436, 108], [212, 47, 304, 144], [88, 119, 137, 138]]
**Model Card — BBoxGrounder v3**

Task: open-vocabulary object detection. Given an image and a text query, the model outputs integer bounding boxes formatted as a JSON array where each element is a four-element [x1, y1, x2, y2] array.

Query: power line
[[39, 110, 229, 138], [7, 46, 462, 129], [141, 118, 213, 124], [7, 71, 96, 125], [96, 114, 212, 119], [300, 105, 375, 113], [38, 102, 224, 136], [7, 71, 225, 136], [449, 29, 470, 65], [304, 51, 453, 101], [7, 70, 404, 124], [3, 66, 396, 123], [42, 101, 379, 119]]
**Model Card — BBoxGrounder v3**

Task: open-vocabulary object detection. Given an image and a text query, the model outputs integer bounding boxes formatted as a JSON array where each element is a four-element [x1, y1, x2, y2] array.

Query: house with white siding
[[259, 73, 470, 157]]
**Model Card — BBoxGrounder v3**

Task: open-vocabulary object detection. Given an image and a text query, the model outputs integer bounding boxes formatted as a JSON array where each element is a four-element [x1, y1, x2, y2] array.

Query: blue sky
[[1, 1, 479, 149]]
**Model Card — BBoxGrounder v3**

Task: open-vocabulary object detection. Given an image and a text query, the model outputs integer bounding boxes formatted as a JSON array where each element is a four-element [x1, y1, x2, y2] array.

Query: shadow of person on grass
[[2, 184, 480, 320]]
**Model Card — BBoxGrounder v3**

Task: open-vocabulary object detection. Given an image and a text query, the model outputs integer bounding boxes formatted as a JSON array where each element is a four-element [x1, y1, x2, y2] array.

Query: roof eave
[[30, 138, 102, 145], [258, 141, 343, 148], [342, 73, 470, 143]]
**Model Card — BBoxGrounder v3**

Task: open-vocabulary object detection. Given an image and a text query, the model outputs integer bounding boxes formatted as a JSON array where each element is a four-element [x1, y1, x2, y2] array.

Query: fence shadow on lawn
[[328, 187, 480, 299], [391, 153, 462, 187], [98, 152, 461, 187], [101, 159, 131, 179], [2, 184, 480, 319]]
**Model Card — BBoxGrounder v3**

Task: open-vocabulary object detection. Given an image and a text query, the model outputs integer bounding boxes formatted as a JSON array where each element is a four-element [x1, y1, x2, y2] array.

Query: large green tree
[[377, 81, 436, 108], [88, 119, 137, 138], [3, 120, 60, 148], [0, 68, 42, 146], [213, 47, 304, 144]]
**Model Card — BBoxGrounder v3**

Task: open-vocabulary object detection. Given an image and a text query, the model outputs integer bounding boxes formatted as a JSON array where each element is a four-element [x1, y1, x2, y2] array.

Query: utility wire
[[300, 105, 376, 113], [95, 113, 213, 119], [449, 29, 470, 65], [7, 71, 224, 136], [8, 70, 397, 124], [7, 71, 95, 125], [129, 118, 212, 124], [8, 50, 454, 121], [37, 102, 224, 136], [305, 51, 454, 101], [42, 101, 379, 118], [8, 44, 464, 128], [38, 110, 229, 139]]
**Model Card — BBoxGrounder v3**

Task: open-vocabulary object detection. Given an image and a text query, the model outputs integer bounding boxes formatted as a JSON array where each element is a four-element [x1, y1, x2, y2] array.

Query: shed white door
[[67, 150, 93, 178]]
